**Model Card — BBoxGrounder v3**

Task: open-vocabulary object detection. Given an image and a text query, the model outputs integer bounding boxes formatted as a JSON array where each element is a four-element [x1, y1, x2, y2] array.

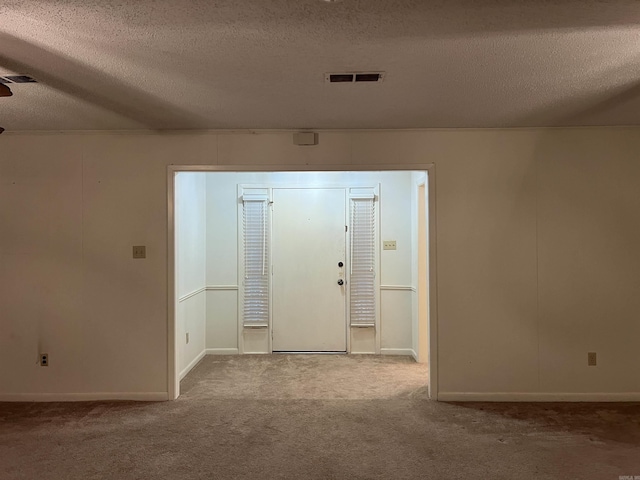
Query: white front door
[[272, 188, 347, 352]]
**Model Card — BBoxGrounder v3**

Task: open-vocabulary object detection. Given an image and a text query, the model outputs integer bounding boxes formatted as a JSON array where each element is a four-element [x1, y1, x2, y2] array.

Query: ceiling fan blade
[[0, 83, 12, 97], [0, 32, 206, 130], [570, 81, 640, 121]]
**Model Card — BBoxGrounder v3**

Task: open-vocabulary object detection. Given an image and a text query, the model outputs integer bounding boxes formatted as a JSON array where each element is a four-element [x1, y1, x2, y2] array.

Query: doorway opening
[[169, 167, 436, 399]]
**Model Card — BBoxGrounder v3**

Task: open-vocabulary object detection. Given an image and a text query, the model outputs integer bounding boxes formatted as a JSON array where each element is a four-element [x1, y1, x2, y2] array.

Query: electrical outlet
[[588, 352, 597, 366], [383, 240, 397, 250], [132, 245, 146, 259], [40, 353, 48, 366], [186, 332, 190, 344]]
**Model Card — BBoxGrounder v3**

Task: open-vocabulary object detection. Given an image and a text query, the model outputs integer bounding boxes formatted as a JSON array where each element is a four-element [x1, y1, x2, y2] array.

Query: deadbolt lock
[[338, 261, 344, 267], [337, 279, 344, 286]]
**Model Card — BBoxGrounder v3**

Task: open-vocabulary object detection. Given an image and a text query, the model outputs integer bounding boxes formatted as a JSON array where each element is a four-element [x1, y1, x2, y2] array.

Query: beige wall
[[1, 128, 639, 400]]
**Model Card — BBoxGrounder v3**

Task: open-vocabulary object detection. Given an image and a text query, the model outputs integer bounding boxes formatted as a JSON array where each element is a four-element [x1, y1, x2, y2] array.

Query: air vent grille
[[0, 75, 37, 83], [325, 72, 385, 83], [355, 73, 381, 82], [329, 74, 354, 83]]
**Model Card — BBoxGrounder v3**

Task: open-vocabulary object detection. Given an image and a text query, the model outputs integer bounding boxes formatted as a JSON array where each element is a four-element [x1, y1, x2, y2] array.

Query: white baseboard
[[438, 392, 640, 402], [0, 392, 169, 402], [380, 348, 415, 356], [179, 349, 207, 380], [205, 348, 239, 355], [410, 349, 418, 361]]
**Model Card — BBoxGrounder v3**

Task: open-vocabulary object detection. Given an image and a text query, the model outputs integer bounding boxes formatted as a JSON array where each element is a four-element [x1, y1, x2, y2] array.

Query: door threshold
[[272, 351, 347, 355]]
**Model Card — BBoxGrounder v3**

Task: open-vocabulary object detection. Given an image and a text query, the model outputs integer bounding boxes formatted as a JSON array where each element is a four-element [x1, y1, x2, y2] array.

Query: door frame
[[236, 184, 381, 355], [415, 176, 429, 363], [167, 164, 438, 400]]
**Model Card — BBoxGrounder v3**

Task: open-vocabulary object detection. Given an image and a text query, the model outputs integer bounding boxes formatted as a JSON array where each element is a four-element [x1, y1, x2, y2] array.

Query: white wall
[[410, 171, 428, 362], [204, 172, 239, 353], [175, 172, 207, 378], [204, 171, 415, 355], [176, 173, 206, 298], [1, 128, 639, 400]]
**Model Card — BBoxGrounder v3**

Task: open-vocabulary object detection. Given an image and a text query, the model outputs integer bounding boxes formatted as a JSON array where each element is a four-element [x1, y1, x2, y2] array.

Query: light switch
[[133, 246, 146, 259], [383, 240, 397, 250]]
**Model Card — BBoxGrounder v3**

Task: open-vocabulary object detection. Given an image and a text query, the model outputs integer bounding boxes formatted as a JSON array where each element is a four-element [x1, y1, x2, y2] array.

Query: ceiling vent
[[325, 72, 385, 83], [0, 75, 37, 84]]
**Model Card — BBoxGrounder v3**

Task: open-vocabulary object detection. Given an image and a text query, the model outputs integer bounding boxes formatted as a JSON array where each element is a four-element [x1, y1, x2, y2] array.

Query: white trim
[[8, 125, 640, 137], [205, 285, 239, 291], [237, 185, 244, 355], [380, 348, 415, 356], [0, 392, 169, 402], [236, 183, 376, 190], [426, 166, 438, 400], [178, 286, 206, 303], [205, 348, 240, 355], [345, 189, 351, 354], [179, 349, 206, 380], [438, 392, 640, 402], [380, 285, 414, 291], [374, 186, 381, 354], [168, 167, 178, 400], [349, 191, 375, 200], [242, 192, 269, 202], [410, 349, 418, 361], [178, 164, 434, 173]]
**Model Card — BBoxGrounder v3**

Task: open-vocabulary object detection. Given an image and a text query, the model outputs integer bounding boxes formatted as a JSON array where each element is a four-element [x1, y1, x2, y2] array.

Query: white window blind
[[242, 195, 269, 327], [350, 194, 376, 327]]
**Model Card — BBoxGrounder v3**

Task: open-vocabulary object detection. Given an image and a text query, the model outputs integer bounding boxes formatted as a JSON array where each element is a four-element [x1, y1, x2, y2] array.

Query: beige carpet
[[1, 354, 639, 479]]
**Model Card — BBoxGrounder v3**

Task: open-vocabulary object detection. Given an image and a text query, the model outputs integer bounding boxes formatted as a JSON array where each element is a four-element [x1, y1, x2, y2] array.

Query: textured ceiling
[[1, 0, 640, 131]]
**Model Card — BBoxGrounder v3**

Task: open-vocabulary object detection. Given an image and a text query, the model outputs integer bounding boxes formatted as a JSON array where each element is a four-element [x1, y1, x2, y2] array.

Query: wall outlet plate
[[383, 240, 397, 250], [588, 352, 597, 366], [40, 353, 48, 366], [133, 245, 146, 259]]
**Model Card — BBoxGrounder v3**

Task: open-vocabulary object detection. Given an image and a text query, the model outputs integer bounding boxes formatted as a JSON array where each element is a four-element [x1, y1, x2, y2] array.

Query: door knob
[[337, 279, 344, 286]]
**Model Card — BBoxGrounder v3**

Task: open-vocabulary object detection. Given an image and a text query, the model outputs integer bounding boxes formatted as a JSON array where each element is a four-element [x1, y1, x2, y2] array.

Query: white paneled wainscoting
[[178, 281, 418, 379], [380, 285, 418, 360], [178, 286, 240, 380]]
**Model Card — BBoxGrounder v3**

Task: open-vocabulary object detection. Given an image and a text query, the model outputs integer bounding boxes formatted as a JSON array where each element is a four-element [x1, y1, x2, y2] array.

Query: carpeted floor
[[1, 355, 639, 479]]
